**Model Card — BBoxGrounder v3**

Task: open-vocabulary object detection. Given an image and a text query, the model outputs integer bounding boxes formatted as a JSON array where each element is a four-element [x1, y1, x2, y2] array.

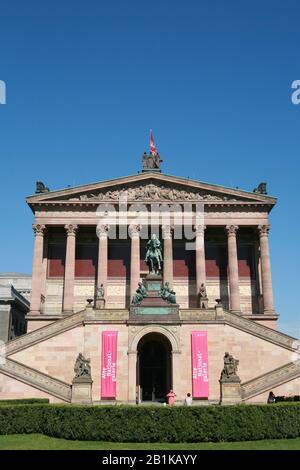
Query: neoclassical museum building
[[0, 153, 299, 404]]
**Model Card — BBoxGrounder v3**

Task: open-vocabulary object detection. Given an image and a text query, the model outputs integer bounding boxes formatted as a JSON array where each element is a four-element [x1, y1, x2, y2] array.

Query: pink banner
[[191, 331, 209, 398], [101, 331, 118, 399]]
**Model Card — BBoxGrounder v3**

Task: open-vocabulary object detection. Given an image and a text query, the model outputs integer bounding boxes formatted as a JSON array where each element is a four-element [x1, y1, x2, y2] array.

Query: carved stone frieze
[[69, 183, 238, 202]]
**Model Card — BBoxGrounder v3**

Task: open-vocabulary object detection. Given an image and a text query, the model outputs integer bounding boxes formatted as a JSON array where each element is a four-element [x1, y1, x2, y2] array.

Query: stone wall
[[1, 318, 298, 403]]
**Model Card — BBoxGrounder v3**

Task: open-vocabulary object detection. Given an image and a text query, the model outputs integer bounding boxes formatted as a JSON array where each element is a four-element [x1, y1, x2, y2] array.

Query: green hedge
[[0, 399, 49, 406], [275, 395, 300, 403], [0, 403, 299, 442]]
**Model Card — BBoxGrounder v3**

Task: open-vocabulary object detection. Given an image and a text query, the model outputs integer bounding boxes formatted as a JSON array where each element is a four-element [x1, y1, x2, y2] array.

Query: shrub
[[0, 403, 299, 442], [275, 395, 300, 403], [0, 398, 49, 406]]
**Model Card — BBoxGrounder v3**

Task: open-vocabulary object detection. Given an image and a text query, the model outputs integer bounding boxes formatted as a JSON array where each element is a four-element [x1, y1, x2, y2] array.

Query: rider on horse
[[145, 234, 163, 274]]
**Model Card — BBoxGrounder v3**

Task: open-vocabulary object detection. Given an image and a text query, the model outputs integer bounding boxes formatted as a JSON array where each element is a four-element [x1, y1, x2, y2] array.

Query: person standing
[[185, 392, 193, 406], [267, 391, 276, 404], [166, 389, 176, 406]]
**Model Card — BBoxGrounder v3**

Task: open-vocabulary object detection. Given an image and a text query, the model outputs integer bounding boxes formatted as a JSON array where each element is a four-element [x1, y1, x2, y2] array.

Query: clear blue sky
[[0, 1, 299, 336]]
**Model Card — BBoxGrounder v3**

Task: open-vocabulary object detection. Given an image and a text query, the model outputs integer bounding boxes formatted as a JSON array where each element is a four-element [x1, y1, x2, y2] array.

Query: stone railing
[[241, 358, 300, 400], [225, 311, 299, 352], [179, 309, 217, 321], [85, 309, 129, 322], [0, 358, 71, 402], [5, 310, 86, 355]]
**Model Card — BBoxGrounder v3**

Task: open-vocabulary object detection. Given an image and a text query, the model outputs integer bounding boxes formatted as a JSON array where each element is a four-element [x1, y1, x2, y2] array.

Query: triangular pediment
[[26, 172, 276, 206]]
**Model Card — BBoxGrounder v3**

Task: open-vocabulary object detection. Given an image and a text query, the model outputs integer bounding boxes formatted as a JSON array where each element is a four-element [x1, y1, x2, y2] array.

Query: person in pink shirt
[[166, 389, 176, 406]]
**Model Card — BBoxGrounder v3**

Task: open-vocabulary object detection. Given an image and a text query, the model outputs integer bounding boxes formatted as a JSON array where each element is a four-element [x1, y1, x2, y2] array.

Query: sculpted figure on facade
[[74, 353, 91, 379], [142, 151, 162, 170], [96, 284, 105, 299], [220, 352, 241, 383], [160, 282, 177, 304], [132, 282, 148, 305], [198, 283, 208, 309], [73, 183, 236, 202], [145, 234, 163, 274]]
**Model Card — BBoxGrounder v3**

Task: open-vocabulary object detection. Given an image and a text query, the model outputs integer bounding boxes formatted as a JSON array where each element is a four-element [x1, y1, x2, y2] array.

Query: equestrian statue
[[145, 234, 163, 275]]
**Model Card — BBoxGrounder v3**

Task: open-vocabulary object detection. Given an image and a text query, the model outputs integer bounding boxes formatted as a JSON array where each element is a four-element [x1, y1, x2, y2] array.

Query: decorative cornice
[[26, 172, 277, 204], [64, 224, 78, 236]]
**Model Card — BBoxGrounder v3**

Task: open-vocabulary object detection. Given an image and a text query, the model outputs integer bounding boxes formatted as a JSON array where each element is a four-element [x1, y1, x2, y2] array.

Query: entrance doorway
[[137, 333, 172, 402]]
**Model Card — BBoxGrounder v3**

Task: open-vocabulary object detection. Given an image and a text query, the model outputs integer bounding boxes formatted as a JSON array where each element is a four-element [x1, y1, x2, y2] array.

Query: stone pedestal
[[95, 298, 105, 310], [199, 297, 208, 309], [71, 377, 93, 404], [130, 274, 179, 319], [219, 381, 242, 405], [215, 303, 225, 320]]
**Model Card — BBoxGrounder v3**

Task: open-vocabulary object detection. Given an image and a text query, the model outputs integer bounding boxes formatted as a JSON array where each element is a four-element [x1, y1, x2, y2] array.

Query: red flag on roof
[[150, 130, 157, 155]]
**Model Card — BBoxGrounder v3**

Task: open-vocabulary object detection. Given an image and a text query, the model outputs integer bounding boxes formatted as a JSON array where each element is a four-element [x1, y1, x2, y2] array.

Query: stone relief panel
[[67, 183, 239, 203]]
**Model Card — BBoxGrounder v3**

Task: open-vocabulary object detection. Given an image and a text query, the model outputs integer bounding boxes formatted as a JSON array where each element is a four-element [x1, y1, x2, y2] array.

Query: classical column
[[226, 225, 241, 313], [97, 224, 109, 292], [128, 351, 137, 404], [30, 224, 47, 314], [63, 224, 78, 314], [129, 225, 141, 301], [258, 225, 275, 313], [162, 225, 173, 287], [171, 351, 181, 403], [195, 225, 207, 294]]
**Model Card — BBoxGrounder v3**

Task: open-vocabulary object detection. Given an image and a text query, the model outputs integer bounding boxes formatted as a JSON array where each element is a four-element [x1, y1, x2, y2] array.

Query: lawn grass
[[0, 434, 299, 450]]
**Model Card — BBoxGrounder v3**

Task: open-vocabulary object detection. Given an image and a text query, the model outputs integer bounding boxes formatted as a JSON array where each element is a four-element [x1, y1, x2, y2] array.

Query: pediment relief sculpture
[[68, 183, 237, 202]]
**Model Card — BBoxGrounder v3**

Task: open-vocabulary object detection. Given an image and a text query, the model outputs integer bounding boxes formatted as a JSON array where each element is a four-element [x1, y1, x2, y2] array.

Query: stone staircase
[[225, 311, 299, 352], [0, 306, 299, 402], [0, 358, 71, 402], [241, 358, 300, 400], [5, 309, 86, 356]]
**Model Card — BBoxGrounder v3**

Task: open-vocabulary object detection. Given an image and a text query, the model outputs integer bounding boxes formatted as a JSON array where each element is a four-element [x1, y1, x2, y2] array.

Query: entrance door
[[137, 333, 172, 402]]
